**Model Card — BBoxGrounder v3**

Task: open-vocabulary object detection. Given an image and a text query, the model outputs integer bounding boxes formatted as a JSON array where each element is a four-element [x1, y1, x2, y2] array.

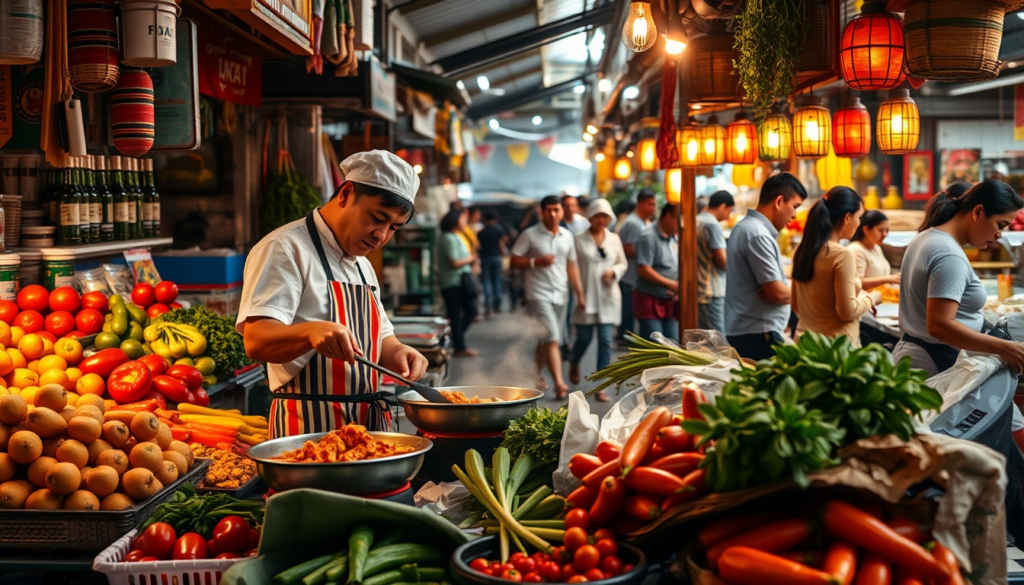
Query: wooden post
[[679, 167, 698, 333]]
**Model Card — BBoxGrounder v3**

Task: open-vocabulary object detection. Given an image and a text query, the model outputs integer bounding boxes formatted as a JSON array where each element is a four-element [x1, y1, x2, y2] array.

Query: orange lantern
[[757, 105, 792, 163], [676, 118, 701, 168], [665, 168, 681, 203], [793, 95, 831, 159], [637, 137, 659, 172], [840, 2, 906, 91], [699, 115, 726, 166], [614, 156, 632, 180], [833, 95, 872, 158], [877, 89, 920, 154], [725, 112, 757, 165]]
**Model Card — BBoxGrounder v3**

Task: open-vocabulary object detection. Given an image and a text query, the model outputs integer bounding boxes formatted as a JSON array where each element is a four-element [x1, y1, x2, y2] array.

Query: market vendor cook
[[236, 151, 429, 438]]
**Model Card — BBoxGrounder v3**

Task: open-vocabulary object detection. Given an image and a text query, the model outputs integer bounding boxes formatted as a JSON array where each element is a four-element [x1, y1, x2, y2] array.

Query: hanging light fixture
[[793, 95, 832, 159], [839, 2, 906, 91], [699, 115, 726, 166], [725, 111, 757, 165], [676, 117, 701, 168], [832, 95, 872, 158], [637, 137, 659, 172], [614, 156, 632, 180], [622, 1, 657, 52], [877, 89, 920, 154], [665, 168, 682, 204], [757, 104, 792, 162]]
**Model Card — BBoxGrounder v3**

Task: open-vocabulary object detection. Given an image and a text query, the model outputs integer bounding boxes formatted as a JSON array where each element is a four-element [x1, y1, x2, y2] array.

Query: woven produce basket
[[67, 0, 120, 92], [904, 0, 1006, 82], [796, 0, 835, 74], [684, 31, 743, 104]]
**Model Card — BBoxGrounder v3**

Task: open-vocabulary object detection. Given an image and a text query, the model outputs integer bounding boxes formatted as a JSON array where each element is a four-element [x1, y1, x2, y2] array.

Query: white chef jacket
[[511, 223, 578, 305], [572, 228, 627, 325], [236, 209, 395, 391]]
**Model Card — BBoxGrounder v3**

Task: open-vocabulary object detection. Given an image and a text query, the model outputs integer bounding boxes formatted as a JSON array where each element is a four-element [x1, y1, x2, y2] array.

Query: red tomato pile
[[468, 529, 633, 583], [565, 388, 710, 534], [131, 282, 180, 318], [125, 517, 259, 562], [696, 501, 963, 585]]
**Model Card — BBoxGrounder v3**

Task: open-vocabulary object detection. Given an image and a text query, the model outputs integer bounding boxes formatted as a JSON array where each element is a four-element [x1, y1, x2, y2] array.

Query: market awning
[[390, 62, 470, 108]]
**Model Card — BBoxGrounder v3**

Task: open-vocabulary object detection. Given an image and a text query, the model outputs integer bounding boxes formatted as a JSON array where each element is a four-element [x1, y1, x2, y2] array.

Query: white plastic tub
[[93, 528, 243, 585]]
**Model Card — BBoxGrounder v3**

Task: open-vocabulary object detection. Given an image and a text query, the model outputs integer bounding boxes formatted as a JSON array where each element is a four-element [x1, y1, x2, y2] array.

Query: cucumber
[[274, 553, 339, 585], [363, 565, 448, 585], [302, 551, 348, 585], [346, 526, 376, 584], [372, 529, 402, 550], [360, 544, 446, 581]]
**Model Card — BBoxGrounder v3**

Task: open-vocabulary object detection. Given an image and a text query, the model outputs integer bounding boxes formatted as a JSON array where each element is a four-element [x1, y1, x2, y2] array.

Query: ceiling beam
[[461, 49, 542, 81], [392, 0, 448, 15], [470, 66, 545, 95], [468, 74, 589, 120], [433, 3, 615, 77], [422, 5, 537, 47]]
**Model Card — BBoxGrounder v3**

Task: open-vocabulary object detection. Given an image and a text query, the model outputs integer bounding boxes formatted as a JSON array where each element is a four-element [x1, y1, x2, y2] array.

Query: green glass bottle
[[44, 165, 61, 225], [111, 156, 131, 241], [59, 159, 82, 246], [84, 155, 100, 243], [95, 156, 114, 242], [127, 158, 140, 239], [142, 159, 160, 237]]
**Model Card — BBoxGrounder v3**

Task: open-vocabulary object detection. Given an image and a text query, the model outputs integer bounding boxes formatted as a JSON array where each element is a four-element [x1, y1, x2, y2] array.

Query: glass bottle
[[84, 155, 100, 243], [95, 156, 114, 242], [111, 157, 131, 241], [44, 164, 61, 225], [143, 159, 160, 238], [129, 159, 142, 239], [60, 159, 82, 246]]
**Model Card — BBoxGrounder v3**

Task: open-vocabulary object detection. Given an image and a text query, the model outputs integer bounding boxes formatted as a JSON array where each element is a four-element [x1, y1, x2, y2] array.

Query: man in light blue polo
[[617, 189, 657, 342], [724, 173, 807, 360]]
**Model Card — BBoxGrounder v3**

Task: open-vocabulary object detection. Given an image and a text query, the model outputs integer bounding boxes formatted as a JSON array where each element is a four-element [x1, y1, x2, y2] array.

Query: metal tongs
[[354, 355, 451, 403]]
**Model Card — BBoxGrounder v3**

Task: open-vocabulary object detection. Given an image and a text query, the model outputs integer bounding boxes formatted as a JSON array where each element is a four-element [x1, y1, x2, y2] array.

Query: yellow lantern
[[699, 115, 726, 166], [676, 118, 701, 168], [614, 156, 632, 180], [758, 105, 792, 162], [637, 137, 659, 172], [726, 112, 757, 165], [665, 167, 682, 203], [793, 95, 832, 159], [877, 89, 920, 155]]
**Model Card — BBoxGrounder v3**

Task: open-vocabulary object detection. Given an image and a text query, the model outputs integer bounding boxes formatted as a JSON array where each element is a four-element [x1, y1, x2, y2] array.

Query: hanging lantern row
[[725, 112, 757, 165], [833, 96, 872, 158], [677, 117, 701, 168], [876, 89, 920, 155], [614, 157, 632, 180], [839, 1, 906, 91], [793, 95, 831, 159], [758, 104, 793, 163], [699, 115, 726, 166], [636, 137, 659, 172]]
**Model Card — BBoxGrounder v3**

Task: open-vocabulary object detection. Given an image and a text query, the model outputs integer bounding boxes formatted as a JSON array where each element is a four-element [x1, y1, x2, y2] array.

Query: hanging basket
[[68, 0, 119, 92], [0, 0, 44, 65], [904, 0, 1006, 82], [110, 69, 154, 157], [684, 31, 743, 104], [119, 0, 179, 67], [796, 0, 835, 75]]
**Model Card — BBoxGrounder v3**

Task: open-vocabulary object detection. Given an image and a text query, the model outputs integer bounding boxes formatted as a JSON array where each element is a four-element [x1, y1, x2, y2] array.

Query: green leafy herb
[[159, 306, 253, 379], [499, 407, 567, 466], [141, 483, 264, 537], [734, 0, 808, 120]]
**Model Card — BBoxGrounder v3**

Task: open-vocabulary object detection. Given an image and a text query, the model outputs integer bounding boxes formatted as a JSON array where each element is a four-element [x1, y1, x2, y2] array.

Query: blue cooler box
[[150, 254, 246, 287]]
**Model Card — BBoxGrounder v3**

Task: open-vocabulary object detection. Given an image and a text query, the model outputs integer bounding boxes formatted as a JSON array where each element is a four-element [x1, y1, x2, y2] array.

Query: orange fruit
[[18, 334, 44, 360], [0, 351, 14, 377], [37, 355, 67, 375], [76, 373, 105, 396], [19, 386, 37, 404], [65, 391, 79, 407], [11, 369, 39, 389], [65, 368, 82, 388], [7, 348, 26, 370], [10, 326, 24, 346], [0, 322, 12, 346], [39, 369, 69, 390], [41, 338, 54, 357], [55, 339, 83, 365], [26, 360, 38, 374]]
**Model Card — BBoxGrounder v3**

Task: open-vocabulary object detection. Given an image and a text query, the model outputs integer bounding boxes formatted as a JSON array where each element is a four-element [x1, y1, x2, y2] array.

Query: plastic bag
[[552, 392, 600, 494], [103, 264, 134, 296], [74, 267, 112, 295]]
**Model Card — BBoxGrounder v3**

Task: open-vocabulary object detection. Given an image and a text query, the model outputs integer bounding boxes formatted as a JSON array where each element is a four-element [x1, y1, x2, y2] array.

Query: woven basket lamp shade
[[793, 96, 832, 159], [684, 32, 742, 103], [110, 70, 155, 157], [665, 168, 682, 204], [699, 116, 726, 166], [67, 0, 120, 92], [877, 89, 919, 155], [725, 112, 757, 165], [840, 2, 906, 91], [636, 137, 659, 172], [904, 0, 1005, 82], [758, 106, 793, 163], [833, 95, 872, 158], [614, 156, 632, 180], [677, 119, 701, 168]]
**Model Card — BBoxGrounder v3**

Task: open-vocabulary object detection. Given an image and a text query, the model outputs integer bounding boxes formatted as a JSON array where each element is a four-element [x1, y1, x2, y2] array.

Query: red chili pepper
[[661, 468, 707, 511], [854, 553, 891, 585], [886, 518, 930, 544], [780, 550, 825, 568], [893, 571, 925, 585], [930, 541, 965, 585], [640, 444, 667, 465], [718, 547, 838, 585], [152, 375, 192, 404], [588, 476, 626, 527], [582, 459, 622, 490], [623, 466, 686, 496], [624, 493, 662, 522], [566, 485, 599, 510], [698, 511, 788, 548], [682, 386, 706, 421], [189, 430, 234, 448], [823, 540, 858, 585], [649, 452, 704, 477], [114, 399, 161, 412], [569, 453, 603, 479], [656, 425, 695, 453], [619, 407, 673, 474], [595, 441, 620, 463], [706, 518, 814, 569], [821, 501, 948, 581]]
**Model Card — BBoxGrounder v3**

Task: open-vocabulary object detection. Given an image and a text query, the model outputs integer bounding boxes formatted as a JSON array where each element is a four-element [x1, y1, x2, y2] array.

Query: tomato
[[17, 285, 49, 312], [79, 348, 130, 377], [213, 516, 253, 553], [167, 364, 203, 390], [44, 310, 76, 338], [155, 281, 178, 304], [481, 569, 494, 577], [73, 308, 104, 335], [132, 283, 156, 308], [574, 545, 601, 572], [498, 564, 515, 575], [193, 387, 210, 407], [600, 556, 623, 575], [491, 563, 503, 572], [207, 539, 218, 556], [170, 302, 182, 309], [563, 527, 589, 551], [173, 532, 208, 560], [14, 310, 43, 333], [513, 557, 537, 575], [140, 557, 159, 562], [583, 569, 604, 581], [510, 553, 526, 563], [243, 548, 258, 558], [561, 564, 579, 581], [550, 546, 570, 564], [622, 564, 634, 573], [125, 550, 147, 562], [530, 552, 548, 565], [566, 576, 587, 583], [153, 374, 192, 403], [141, 522, 177, 560], [470, 558, 491, 572], [48, 287, 80, 312], [523, 572, 543, 583], [107, 361, 154, 403], [132, 536, 145, 551], [66, 330, 87, 338], [565, 508, 591, 531], [148, 303, 171, 318], [138, 354, 169, 376], [540, 561, 562, 581], [0, 300, 18, 324], [215, 552, 241, 560], [250, 528, 261, 547], [501, 569, 522, 582], [36, 330, 56, 343], [592, 529, 614, 542], [594, 539, 618, 559], [81, 291, 109, 314]]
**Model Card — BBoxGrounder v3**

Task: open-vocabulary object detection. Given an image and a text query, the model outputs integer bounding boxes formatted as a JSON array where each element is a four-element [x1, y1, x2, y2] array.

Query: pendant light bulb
[[622, 1, 657, 52], [665, 38, 686, 55]]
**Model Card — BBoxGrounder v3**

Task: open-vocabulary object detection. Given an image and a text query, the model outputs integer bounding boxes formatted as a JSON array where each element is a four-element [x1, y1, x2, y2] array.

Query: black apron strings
[[305, 212, 335, 281], [901, 332, 960, 374]]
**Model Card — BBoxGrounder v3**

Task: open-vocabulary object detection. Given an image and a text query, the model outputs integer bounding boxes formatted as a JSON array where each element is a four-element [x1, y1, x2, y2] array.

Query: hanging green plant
[[734, 0, 808, 122]]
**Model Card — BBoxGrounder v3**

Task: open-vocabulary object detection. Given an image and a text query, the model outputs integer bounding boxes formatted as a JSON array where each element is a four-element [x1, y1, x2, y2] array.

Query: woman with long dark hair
[[895, 180, 1024, 374], [438, 208, 480, 357], [847, 210, 900, 290], [791, 187, 880, 346]]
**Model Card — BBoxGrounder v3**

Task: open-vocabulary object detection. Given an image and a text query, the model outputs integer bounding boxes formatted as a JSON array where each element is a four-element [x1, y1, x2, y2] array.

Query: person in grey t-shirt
[[894, 180, 1024, 375], [616, 190, 657, 341], [697, 191, 734, 333]]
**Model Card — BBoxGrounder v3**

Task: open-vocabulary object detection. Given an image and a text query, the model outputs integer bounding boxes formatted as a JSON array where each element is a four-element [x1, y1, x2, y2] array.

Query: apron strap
[[273, 391, 396, 432], [305, 211, 336, 281]]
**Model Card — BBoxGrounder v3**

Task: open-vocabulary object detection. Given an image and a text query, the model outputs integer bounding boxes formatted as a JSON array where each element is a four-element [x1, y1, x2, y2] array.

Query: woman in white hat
[[568, 198, 627, 401]]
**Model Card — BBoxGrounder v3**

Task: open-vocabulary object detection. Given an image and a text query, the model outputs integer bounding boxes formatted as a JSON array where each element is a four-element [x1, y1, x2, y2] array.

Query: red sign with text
[[197, 17, 262, 108]]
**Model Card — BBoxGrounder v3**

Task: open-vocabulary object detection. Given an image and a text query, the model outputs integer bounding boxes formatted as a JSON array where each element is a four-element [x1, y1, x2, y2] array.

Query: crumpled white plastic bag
[[552, 391, 601, 495]]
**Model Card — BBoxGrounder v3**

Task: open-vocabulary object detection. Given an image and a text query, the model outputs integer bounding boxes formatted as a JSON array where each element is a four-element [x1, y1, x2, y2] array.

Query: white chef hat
[[340, 150, 420, 203]]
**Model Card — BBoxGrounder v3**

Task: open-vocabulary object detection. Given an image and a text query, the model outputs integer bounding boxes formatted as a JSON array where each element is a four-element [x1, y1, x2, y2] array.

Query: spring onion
[[586, 332, 717, 395]]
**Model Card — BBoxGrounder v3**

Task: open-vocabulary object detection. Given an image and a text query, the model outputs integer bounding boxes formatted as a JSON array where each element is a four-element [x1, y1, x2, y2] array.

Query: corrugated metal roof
[[403, 0, 535, 43], [429, 12, 538, 58]]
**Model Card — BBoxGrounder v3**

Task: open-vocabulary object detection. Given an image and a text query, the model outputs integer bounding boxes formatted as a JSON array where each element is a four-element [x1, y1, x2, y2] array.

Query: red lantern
[[67, 0, 119, 93], [839, 2, 906, 91], [832, 95, 872, 158], [110, 70, 155, 157], [725, 112, 757, 165]]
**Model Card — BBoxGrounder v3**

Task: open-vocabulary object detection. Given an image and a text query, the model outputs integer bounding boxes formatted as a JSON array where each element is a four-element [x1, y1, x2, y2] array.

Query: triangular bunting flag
[[536, 136, 556, 157], [476, 144, 495, 165], [507, 143, 530, 168]]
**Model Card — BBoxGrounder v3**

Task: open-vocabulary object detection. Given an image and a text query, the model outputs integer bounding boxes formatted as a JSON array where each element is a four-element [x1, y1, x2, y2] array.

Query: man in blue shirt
[[724, 173, 807, 360], [697, 191, 734, 333], [617, 189, 657, 342], [635, 204, 680, 341]]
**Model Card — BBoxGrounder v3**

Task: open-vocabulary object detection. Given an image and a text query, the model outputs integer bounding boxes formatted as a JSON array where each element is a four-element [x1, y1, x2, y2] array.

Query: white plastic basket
[[93, 528, 242, 585]]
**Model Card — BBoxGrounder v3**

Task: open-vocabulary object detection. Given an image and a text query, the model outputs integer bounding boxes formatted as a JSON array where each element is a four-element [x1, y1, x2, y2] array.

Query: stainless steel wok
[[397, 386, 543, 434]]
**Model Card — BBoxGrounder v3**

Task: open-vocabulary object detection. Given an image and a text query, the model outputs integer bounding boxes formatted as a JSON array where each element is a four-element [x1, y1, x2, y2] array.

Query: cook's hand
[[998, 341, 1024, 375], [535, 254, 556, 268], [889, 273, 902, 285], [392, 345, 429, 381], [305, 322, 362, 363]]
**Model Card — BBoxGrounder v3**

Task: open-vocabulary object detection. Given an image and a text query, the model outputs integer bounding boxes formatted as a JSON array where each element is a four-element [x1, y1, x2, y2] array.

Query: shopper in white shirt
[[511, 195, 585, 398], [562, 195, 591, 235], [846, 210, 900, 290]]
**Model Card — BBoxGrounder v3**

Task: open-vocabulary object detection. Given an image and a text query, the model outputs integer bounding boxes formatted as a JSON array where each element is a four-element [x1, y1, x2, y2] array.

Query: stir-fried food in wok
[[272, 425, 415, 463], [428, 390, 529, 403]]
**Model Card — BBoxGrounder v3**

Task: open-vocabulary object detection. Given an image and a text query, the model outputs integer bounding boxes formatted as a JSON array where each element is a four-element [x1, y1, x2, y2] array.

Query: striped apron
[[268, 212, 392, 438]]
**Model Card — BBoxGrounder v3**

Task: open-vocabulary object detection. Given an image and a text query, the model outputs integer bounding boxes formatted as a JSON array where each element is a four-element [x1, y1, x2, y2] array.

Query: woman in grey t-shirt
[[894, 181, 1024, 375]]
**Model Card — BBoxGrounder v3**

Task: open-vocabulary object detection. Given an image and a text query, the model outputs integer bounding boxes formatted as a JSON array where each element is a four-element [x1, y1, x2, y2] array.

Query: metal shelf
[[16, 237, 174, 260]]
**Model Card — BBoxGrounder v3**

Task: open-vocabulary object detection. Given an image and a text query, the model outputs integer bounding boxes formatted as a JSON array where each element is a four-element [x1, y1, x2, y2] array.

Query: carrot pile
[[153, 404, 268, 454]]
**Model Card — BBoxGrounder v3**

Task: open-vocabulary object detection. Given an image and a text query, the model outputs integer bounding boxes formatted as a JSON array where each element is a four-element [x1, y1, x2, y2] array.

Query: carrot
[[189, 430, 235, 447], [821, 501, 948, 581], [589, 476, 626, 527], [682, 386, 706, 421], [661, 468, 707, 511], [595, 441, 620, 463], [216, 441, 234, 451], [823, 540, 858, 585], [781, 550, 825, 568], [169, 427, 191, 441], [566, 485, 599, 509], [624, 493, 661, 522], [718, 547, 839, 585], [623, 467, 686, 496], [649, 452, 704, 477], [619, 407, 673, 474], [183, 422, 239, 437], [707, 518, 814, 569], [930, 541, 965, 585], [656, 425, 695, 452], [886, 518, 929, 544], [698, 511, 788, 548], [115, 399, 160, 412], [854, 553, 891, 585], [569, 453, 603, 479], [103, 411, 138, 425], [582, 459, 622, 490], [154, 408, 180, 422]]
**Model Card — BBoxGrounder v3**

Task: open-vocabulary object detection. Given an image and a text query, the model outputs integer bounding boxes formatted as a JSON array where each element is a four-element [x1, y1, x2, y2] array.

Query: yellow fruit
[[39, 370, 69, 390], [26, 360, 38, 374], [102, 399, 117, 412], [65, 391, 79, 407], [18, 335, 43, 360], [0, 322, 13, 346], [0, 351, 14, 377], [41, 338, 53, 357], [7, 349, 25, 370], [65, 368, 82, 388], [11, 369, 38, 390], [9, 327, 23, 346], [76, 373, 104, 396], [19, 387, 37, 405], [38, 355, 67, 374], [54, 339, 82, 366], [0, 387, 7, 397]]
